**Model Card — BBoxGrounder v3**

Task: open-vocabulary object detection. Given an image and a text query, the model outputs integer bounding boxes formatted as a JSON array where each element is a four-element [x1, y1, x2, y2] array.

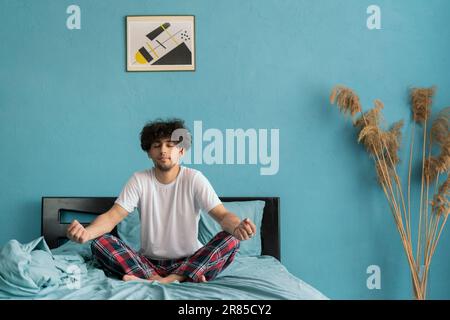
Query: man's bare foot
[[157, 274, 207, 284], [122, 274, 141, 281], [158, 274, 187, 284], [122, 274, 163, 282]]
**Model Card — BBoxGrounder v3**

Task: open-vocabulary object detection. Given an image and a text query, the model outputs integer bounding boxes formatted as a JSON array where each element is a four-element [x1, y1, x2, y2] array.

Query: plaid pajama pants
[[90, 231, 240, 283]]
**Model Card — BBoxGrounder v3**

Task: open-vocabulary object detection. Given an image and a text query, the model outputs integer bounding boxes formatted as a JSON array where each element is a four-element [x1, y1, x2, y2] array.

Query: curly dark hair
[[140, 118, 189, 152]]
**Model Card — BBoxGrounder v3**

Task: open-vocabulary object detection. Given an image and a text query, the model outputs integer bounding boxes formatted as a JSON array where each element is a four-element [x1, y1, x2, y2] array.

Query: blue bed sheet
[[0, 239, 327, 300]]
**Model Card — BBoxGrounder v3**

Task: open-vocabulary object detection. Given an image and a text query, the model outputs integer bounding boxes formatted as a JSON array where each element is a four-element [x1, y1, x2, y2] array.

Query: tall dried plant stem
[[380, 136, 421, 297], [421, 175, 439, 298], [381, 176, 422, 299], [429, 215, 448, 263], [383, 142, 410, 243], [423, 214, 448, 299], [422, 170, 448, 298], [422, 219, 437, 298], [360, 114, 422, 299], [407, 123, 415, 243], [424, 136, 433, 252], [416, 120, 427, 270], [421, 133, 436, 296], [406, 120, 417, 300], [428, 176, 441, 257], [376, 153, 417, 278], [373, 123, 411, 244], [379, 179, 413, 262]]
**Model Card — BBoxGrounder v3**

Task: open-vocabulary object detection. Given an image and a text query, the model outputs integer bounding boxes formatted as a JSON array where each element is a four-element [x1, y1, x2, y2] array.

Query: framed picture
[[126, 15, 195, 72]]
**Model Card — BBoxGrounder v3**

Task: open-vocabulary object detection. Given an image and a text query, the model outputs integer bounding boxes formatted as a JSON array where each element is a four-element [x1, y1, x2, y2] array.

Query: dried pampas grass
[[385, 120, 404, 167], [411, 87, 436, 123], [427, 110, 450, 180], [330, 85, 362, 117], [424, 157, 440, 181], [431, 107, 450, 145], [357, 125, 384, 156], [330, 84, 448, 300], [431, 177, 450, 217], [354, 99, 384, 130]]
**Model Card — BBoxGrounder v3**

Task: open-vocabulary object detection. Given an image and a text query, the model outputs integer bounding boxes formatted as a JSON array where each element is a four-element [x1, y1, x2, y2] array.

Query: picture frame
[[126, 15, 196, 72]]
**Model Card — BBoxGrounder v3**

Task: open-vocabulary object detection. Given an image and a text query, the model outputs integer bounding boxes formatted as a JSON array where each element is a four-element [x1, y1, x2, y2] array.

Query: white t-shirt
[[114, 166, 222, 259]]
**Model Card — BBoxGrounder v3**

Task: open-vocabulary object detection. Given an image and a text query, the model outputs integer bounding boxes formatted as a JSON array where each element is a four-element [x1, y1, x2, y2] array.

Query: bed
[[0, 197, 327, 300]]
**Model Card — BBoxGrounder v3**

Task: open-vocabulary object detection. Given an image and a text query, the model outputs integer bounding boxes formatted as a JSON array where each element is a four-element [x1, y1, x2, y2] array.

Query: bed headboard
[[41, 197, 280, 260]]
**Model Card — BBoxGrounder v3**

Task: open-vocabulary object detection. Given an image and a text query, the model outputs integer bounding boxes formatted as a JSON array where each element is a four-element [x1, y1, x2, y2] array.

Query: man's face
[[148, 138, 184, 172]]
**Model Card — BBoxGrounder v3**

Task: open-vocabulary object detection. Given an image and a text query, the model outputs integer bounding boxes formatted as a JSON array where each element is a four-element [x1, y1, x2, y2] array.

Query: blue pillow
[[198, 200, 265, 257], [117, 200, 266, 257]]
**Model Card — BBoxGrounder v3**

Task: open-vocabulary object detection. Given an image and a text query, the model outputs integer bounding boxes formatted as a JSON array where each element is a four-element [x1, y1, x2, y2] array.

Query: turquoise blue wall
[[1, 0, 449, 299]]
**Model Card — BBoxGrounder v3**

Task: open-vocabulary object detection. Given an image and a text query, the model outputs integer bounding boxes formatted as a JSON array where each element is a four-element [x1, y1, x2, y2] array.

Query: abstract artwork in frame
[[126, 15, 195, 72]]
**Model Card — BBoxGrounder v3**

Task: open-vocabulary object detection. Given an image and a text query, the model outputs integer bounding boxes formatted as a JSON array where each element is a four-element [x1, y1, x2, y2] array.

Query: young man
[[66, 118, 256, 284]]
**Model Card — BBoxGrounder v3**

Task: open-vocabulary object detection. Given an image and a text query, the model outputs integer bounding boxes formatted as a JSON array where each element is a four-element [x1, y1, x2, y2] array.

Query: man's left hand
[[232, 218, 256, 241]]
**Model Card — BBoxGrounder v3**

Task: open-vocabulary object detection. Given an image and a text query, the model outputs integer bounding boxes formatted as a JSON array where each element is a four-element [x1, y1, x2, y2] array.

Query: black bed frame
[[41, 197, 280, 260]]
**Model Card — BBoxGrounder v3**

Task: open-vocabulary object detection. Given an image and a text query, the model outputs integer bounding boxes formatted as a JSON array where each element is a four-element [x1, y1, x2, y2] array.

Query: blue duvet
[[0, 238, 327, 300], [0, 237, 86, 297]]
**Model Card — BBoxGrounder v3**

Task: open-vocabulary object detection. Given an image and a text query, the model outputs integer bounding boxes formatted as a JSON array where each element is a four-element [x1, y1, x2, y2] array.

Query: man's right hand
[[66, 220, 91, 244]]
